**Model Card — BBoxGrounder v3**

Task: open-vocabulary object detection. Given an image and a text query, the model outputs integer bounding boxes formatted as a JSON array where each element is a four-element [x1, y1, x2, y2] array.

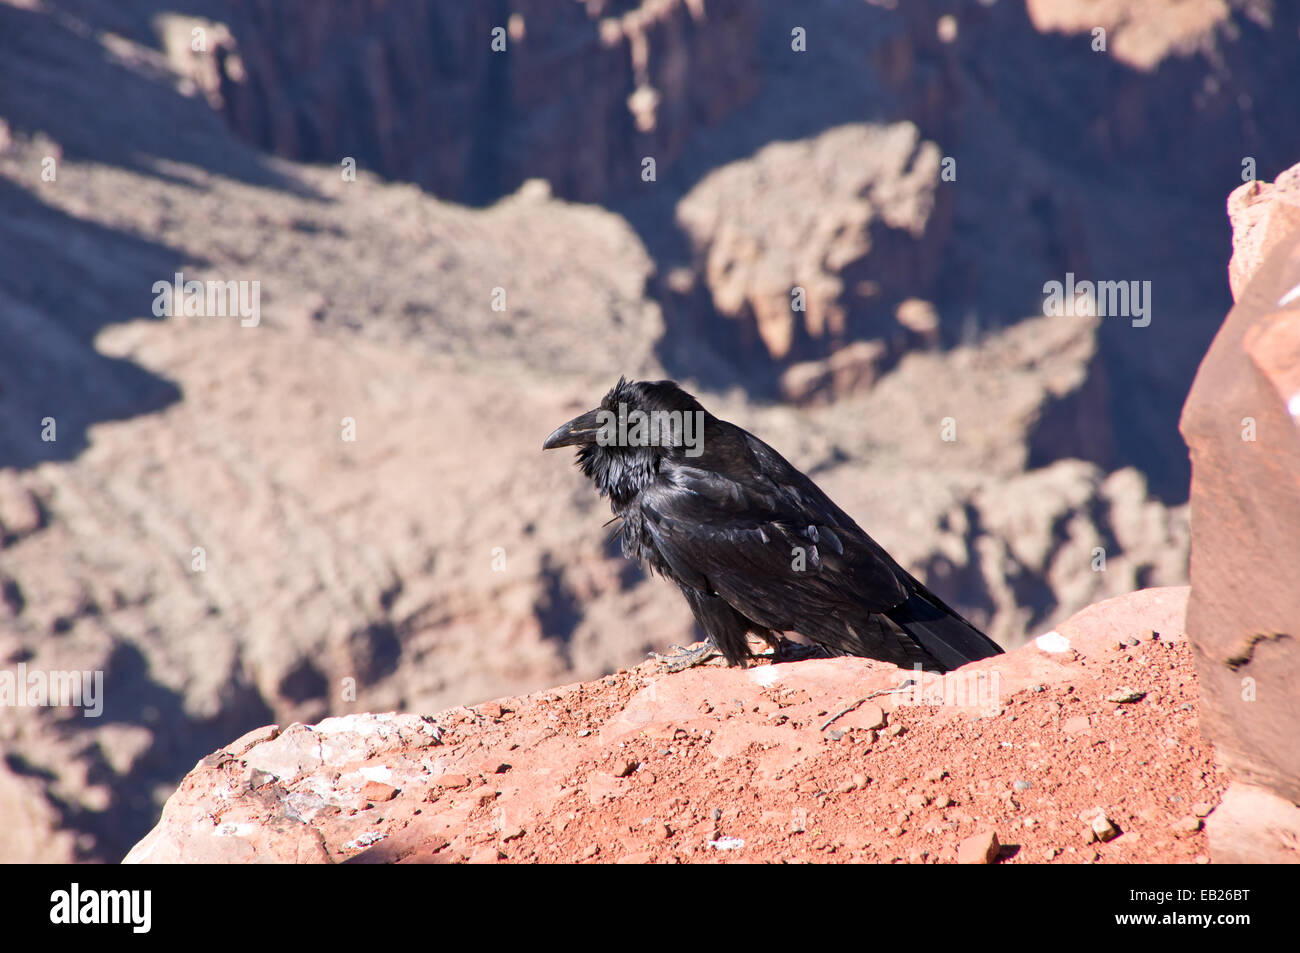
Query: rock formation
[[1180, 162, 1300, 863], [675, 123, 949, 371], [175, 0, 1300, 497], [189, 0, 761, 205]]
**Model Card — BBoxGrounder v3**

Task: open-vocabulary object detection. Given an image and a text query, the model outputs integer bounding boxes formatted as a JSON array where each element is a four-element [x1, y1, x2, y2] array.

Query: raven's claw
[[650, 641, 720, 673]]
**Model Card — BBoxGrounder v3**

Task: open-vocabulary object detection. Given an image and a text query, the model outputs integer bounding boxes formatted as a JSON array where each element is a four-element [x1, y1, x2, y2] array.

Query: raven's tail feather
[[883, 585, 1003, 673]]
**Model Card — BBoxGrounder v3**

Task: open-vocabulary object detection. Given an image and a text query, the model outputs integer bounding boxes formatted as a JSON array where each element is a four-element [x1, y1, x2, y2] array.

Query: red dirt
[[128, 589, 1223, 864], [361, 593, 1222, 864]]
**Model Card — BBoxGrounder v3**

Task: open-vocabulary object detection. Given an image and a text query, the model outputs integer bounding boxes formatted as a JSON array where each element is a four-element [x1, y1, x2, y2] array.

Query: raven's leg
[[669, 588, 756, 669], [650, 641, 720, 672]]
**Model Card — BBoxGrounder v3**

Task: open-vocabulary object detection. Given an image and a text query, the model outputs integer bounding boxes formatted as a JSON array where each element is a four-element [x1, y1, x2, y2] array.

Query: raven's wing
[[637, 428, 915, 660]]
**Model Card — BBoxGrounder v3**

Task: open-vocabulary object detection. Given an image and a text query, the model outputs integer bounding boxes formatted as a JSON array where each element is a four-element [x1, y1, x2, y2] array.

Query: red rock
[[1181, 163, 1300, 862], [227, 725, 281, 756], [1208, 784, 1300, 863], [125, 593, 1225, 865], [1090, 814, 1119, 843], [360, 782, 399, 803], [957, 830, 1000, 865], [1052, 588, 1191, 651]]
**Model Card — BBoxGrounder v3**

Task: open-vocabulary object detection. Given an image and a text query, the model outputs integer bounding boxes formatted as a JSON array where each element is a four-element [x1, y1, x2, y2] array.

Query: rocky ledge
[[126, 587, 1222, 864]]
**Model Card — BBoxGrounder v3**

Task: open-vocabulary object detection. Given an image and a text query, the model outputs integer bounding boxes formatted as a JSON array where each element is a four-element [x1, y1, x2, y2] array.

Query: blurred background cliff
[[2, 0, 1298, 861]]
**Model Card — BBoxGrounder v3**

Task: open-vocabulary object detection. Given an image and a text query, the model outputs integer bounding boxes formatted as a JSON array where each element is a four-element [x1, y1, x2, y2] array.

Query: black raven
[[543, 378, 1003, 673]]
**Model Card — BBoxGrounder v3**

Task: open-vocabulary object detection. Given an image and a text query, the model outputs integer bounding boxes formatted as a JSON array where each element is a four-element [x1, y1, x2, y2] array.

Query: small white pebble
[[1036, 631, 1071, 653], [708, 837, 745, 851]]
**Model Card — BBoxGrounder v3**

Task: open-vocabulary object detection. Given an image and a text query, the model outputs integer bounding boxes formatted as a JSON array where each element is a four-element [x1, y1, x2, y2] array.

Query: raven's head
[[543, 377, 709, 505]]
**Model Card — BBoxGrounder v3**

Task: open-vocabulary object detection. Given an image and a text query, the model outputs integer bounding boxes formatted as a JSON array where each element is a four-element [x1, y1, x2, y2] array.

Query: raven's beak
[[543, 408, 604, 450]]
